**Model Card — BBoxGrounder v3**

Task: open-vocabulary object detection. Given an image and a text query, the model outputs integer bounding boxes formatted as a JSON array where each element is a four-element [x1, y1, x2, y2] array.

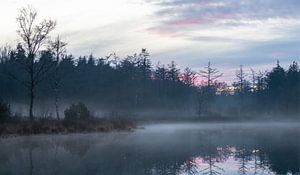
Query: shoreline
[[1, 117, 298, 137], [0, 119, 136, 137]]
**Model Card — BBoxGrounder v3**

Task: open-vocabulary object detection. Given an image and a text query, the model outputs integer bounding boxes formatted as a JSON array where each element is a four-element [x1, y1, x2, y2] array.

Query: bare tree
[[235, 65, 248, 94], [16, 6, 56, 120], [249, 68, 268, 93], [197, 62, 223, 116], [250, 68, 256, 92], [199, 61, 223, 88], [256, 70, 267, 92], [49, 36, 67, 120]]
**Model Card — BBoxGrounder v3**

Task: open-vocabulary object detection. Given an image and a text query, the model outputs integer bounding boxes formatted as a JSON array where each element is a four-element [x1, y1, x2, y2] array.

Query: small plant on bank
[[64, 102, 91, 120], [0, 100, 11, 122]]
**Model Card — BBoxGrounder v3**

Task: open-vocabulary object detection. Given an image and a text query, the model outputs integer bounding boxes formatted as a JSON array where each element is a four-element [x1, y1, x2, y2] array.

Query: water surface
[[0, 122, 299, 175]]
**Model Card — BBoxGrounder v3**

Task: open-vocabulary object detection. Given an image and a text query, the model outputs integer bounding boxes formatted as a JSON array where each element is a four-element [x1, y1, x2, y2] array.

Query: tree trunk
[[29, 84, 34, 121], [29, 54, 34, 121], [55, 91, 60, 120], [54, 56, 60, 120]]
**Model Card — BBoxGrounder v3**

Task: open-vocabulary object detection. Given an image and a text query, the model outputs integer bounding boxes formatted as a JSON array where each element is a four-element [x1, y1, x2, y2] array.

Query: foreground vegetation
[[0, 118, 135, 136], [0, 101, 135, 136]]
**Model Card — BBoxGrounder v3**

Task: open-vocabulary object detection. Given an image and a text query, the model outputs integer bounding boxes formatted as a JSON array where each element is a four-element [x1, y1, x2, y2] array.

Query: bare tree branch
[[15, 6, 56, 120]]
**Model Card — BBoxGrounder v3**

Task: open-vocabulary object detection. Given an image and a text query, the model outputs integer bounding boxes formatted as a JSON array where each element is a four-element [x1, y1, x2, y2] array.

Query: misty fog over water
[[0, 122, 299, 175]]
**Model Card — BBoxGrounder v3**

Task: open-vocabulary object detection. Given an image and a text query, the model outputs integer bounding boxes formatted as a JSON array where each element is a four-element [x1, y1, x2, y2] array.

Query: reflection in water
[[178, 147, 275, 175], [0, 122, 299, 175]]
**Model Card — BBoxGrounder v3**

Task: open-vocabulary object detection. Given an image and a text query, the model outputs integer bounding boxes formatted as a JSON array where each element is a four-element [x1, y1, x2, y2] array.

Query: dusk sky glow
[[0, 0, 299, 82]]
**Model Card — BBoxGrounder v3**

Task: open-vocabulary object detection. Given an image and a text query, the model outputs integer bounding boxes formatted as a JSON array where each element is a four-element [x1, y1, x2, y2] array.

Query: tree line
[[0, 7, 299, 120]]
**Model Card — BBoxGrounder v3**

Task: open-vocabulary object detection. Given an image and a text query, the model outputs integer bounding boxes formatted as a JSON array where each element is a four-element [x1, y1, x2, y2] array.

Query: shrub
[[0, 100, 10, 122], [64, 102, 91, 120]]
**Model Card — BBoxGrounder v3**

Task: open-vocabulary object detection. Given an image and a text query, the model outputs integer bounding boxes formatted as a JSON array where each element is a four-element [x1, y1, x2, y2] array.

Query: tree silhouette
[[267, 61, 285, 95], [0, 37, 299, 119], [198, 62, 223, 116], [200, 155, 224, 175], [235, 148, 251, 175], [256, 70, 267, 93], [234, 65, 249, 95], [16, 6, 56, 120], [199, 61, 223, 89], [48, 36, 67, 120], [182, 67, 197, 86], [167, 61, 180, 83]]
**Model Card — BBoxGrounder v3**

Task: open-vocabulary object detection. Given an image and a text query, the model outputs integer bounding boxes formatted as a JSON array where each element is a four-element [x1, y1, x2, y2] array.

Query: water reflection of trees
[[173, 127, 299, 175], [199, 155, 224, 175], [0, 126, 299, 175], [178, 147, 272, 175], [235, 148, 252, 175]]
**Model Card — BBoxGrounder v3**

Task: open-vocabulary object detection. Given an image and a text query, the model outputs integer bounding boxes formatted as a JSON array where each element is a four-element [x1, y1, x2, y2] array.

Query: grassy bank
[[0, 118, 136, 136]]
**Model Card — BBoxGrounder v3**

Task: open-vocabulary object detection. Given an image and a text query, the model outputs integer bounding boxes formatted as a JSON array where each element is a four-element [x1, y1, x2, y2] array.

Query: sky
[[0, 0, 299, 82]]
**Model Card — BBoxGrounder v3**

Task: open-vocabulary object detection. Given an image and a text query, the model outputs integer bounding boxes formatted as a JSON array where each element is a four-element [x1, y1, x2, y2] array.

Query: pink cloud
[[174, 19, 205, 27]]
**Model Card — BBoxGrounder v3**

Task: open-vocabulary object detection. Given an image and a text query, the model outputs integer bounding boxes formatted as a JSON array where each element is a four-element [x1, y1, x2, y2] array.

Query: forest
[[0, 45, 299, 120], [0, 7, 299, 122]]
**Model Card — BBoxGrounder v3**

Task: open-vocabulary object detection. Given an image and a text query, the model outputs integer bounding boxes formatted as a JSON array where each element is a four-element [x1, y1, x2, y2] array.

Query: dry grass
[[0, 118, 135, 136]]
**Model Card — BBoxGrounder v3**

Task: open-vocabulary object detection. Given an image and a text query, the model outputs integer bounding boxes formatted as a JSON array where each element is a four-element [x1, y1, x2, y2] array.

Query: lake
[[0, 122, 299, 175]]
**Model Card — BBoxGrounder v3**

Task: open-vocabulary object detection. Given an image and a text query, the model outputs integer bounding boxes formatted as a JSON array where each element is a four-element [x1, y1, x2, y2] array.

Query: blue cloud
[[147, 0, 300, 31]]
